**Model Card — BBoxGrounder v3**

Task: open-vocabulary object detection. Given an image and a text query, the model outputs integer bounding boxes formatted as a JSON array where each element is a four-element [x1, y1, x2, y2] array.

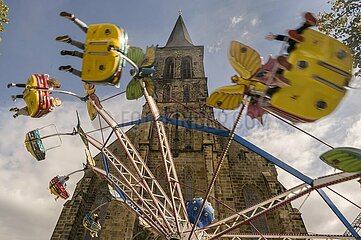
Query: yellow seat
[[82, 24, 128, 86], [24, 74, 52, 118], [208, 31, 352, 123], [49, 176, 70, 200], [268, 29, 353, 122]]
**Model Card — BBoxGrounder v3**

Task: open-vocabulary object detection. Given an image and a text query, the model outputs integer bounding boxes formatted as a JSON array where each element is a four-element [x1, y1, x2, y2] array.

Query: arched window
[[183, 166, 194, 201], [163, 85, 170, 102], [181, 57, 192, 78], [183, 85, 190, 102], [243, 185, 269, 233], [164, 57, 175, 78]]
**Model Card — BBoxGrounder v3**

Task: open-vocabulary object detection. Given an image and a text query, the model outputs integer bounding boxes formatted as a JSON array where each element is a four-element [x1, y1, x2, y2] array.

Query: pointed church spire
[[165, 13, 194, 47]]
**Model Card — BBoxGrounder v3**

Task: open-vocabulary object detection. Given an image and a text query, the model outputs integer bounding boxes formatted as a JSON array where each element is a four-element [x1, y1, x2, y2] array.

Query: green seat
[[320, 147, 361, 172]]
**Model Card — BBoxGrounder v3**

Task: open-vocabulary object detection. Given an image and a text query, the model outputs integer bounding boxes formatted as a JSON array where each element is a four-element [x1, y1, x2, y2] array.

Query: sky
[[1, 1, 361, 240]]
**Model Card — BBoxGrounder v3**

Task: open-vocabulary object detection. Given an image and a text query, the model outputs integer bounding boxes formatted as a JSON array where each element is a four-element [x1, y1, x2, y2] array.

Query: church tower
[[51, 14, 306, 240]]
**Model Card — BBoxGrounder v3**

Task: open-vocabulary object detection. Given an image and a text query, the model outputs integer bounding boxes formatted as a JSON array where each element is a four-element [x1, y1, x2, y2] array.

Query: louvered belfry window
[[164, 57, 175, 78], [181, 57, 192, 78]]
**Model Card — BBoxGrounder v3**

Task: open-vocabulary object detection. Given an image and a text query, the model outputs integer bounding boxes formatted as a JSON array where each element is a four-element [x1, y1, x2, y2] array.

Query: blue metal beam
[[101, 153, 110, 175], [317, 189, 360, 238], [160, 116, 313, 184], [109, 177, 127, 202], [116, 116, 154, 128]]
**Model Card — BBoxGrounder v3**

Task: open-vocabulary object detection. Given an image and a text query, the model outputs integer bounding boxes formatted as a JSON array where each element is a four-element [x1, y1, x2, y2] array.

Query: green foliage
[[318, 0, 361, 77], [0, 0, 9, 32]]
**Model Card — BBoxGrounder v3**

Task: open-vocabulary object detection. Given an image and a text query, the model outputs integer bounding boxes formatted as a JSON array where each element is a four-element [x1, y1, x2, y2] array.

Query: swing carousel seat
[[82, 24, 128, 86], [25, 129, 46, 161], [83, 212, 101, 233], [267, 29, 353, 122], [23, 74, 52, 118], [186, 198, 215, 228], [49, 176, 70, 200], [320, 147, 361, 172], [209, 31, 352, 123]]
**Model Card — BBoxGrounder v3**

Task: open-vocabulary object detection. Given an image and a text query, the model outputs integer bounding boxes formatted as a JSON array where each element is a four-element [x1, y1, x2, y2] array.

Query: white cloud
[[250, 17, 258, 26], [345, 115, 361, 147], [0, 104, 85, 240], [230, 15, 244, 28], [242, 31, 249, 37], [206, 39, 223, 54], [206, 45, 221, 54]]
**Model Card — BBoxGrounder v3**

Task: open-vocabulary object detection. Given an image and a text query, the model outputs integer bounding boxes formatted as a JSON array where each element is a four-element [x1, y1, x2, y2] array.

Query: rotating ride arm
[[86, 134, 174, 236], [90, 165, 167, 237], [141, 80, 191, 236], [88, 100, 188, 237], [218, 233, 358, 240], [196, 171, 361, 239]]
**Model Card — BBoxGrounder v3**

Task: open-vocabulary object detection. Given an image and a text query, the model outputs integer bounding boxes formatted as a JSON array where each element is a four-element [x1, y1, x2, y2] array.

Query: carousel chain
[[188, 103, 246, 239]]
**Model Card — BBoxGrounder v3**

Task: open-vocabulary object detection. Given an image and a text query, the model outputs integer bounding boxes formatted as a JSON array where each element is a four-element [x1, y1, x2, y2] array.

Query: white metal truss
[[218, 233, 357, 239], [197, 171, 361, 239], [141, 81, 191, 235], [87, 134, 176, 235], [90, 166, 167, 238], [344, 211, 361, 236], [91, 101, 188, 236]]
